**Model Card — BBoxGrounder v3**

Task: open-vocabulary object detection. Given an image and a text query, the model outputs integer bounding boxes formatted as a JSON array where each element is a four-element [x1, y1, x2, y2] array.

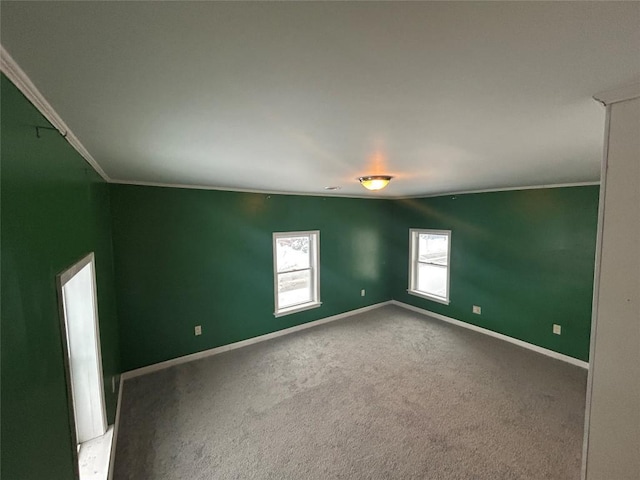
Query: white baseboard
[[392, 300, 589, 369], [122, 301, 393, 380], [107, 375, 124, 480], [121, 299, 587, 382]]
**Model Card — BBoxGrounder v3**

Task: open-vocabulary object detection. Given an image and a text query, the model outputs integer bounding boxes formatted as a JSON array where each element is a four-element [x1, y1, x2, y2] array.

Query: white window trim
[[273, 230, 321, 317], [408, 228, 451, 305]]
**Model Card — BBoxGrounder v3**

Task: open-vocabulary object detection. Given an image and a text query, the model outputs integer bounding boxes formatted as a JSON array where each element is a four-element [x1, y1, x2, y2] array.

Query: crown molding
[[593, 82, 640, 106], [111, 179, 599, 200], [390, 181, 600, 200], [0, 44, 111, 182], [109, 179, 393, 200]]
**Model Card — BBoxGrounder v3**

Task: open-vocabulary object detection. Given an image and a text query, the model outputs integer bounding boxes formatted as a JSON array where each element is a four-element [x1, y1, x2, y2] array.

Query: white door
[[59, 253, 107, 444]]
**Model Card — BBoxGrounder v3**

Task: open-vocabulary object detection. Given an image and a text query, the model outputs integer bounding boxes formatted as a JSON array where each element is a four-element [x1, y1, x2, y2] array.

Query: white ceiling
[[1, 2, 639, 197]]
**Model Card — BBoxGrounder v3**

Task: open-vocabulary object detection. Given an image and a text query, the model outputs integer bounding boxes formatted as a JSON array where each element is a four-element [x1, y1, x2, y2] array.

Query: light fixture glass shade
[[358, 175, 392, 191]]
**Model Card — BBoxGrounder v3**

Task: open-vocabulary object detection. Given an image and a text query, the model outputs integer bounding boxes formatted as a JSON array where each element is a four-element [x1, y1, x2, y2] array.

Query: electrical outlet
[[553, 324, 561, 335], [472, 305, 481, 314], [361, 289, 366, 297], [195, 325, 202, 336]]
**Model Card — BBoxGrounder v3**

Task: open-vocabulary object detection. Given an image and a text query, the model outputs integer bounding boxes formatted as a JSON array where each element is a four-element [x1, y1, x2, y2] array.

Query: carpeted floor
[[113, 305, 587, 480]]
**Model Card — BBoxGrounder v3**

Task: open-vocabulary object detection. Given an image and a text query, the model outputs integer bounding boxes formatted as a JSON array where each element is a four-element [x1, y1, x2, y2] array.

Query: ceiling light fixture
[[358, 175, 392, 191]]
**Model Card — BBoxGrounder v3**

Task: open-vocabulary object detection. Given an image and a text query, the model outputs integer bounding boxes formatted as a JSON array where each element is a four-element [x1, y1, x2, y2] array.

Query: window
[[408, 229, 451, 304], [273, 231, 321, 316]]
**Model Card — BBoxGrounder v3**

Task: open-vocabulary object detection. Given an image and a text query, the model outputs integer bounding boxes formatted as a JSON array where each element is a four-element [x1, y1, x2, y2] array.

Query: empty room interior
[[1, 2, 639, 480]]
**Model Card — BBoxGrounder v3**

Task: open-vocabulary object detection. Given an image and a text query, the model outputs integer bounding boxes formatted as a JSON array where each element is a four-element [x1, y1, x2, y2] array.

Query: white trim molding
[[112, 179, 600, 201], [110, 179, 390, 200], [0, 44, 111, 182], [581, 101, 611, 478], [396, 181, 600, 200], [108, 375, 124, 480], [593, 82, 640, 106], [122, 301, 393, 380], [392, 300, 589, 369], [122, 299, 587, 381]]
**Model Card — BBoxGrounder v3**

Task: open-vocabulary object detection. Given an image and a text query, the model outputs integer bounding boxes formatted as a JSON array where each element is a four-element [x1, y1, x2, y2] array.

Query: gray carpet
[[114, 305, 587, 480]]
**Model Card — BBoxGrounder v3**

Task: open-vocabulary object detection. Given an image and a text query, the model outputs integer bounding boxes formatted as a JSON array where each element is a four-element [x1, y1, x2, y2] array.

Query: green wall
[[110, 185, 392, 371], [1, 76, 121, 479], [389, 187, 599, 361], [111, 184, 599, 371]]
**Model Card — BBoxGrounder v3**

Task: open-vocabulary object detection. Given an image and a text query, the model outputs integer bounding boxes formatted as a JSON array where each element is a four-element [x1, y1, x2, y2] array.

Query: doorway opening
[[57, 253, 112, 479]]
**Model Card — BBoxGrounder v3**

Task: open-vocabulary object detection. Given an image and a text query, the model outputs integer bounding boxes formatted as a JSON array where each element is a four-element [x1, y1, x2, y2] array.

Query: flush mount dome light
[[358, 175, 392, 191]]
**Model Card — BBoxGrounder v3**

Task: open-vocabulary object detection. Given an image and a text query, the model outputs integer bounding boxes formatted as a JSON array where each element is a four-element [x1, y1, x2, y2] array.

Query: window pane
[[278, 269, 312, 308], [416, 263, 447, 298], [276, 236, 310, 272], [418, 233, 448, 266]]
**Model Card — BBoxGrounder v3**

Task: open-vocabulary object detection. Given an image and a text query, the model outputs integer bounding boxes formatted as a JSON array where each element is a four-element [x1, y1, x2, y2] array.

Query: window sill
[[407, 290, 450, 306], [274, 301, 322, 318]]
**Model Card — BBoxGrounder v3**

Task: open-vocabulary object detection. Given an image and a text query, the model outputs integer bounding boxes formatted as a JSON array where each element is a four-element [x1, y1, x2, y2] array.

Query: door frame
[[56, 252, 107, 478]]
